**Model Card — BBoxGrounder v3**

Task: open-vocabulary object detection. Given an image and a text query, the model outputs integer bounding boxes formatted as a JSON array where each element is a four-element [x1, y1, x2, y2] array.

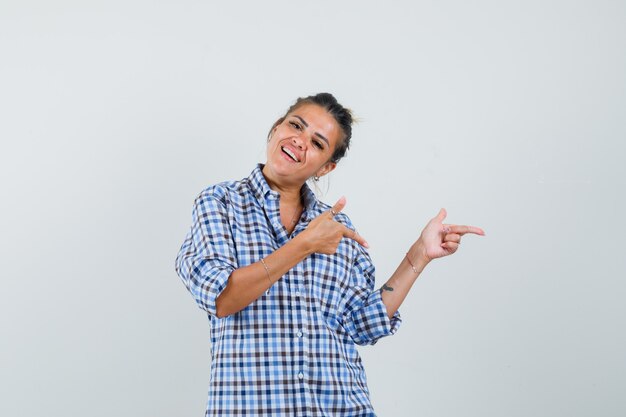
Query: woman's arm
[[379, 208, 485, 319], [215, 197, 366, 318], [215, 234, 311, 318]]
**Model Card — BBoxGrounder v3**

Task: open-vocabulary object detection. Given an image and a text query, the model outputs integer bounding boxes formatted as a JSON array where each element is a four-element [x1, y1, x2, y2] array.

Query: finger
[[343, 225, 369, 248], [441, 241, 459, 251], [330, 196, 347, 216], [443, 233, 461, 243], [436, 208, 447, 222], [448, 224, 485, 236]]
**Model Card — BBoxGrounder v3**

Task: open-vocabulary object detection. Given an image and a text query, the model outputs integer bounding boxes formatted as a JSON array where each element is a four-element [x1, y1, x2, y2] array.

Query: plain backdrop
[[1, 1, 625, 416]]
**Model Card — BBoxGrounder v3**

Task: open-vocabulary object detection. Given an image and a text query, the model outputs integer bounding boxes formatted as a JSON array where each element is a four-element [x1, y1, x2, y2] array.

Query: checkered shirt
[[175, 164, 401, 416]]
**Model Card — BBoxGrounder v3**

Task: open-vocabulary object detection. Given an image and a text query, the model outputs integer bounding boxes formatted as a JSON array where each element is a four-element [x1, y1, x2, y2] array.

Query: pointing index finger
[[342, 225, 369, 248], [447, 224, 485, 236]]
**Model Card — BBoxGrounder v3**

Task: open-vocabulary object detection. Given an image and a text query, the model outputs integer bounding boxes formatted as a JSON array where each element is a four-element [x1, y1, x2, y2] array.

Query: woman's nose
[[292, 136, 305, 149]]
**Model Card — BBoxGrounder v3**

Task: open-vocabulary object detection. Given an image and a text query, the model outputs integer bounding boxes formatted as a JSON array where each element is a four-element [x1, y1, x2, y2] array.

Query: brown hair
[[269, 93, 353, 163]]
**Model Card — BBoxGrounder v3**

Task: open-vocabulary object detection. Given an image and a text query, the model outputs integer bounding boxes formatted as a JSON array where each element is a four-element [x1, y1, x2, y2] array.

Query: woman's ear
[[267, 117, 285, 141], [317, 161, 337, 178]]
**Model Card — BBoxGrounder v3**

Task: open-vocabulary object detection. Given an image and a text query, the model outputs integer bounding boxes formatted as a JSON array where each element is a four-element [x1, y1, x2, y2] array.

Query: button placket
[[301, 276, 310, 388], [265, 193, 289, 245], [299, 270, 312, 412], [291, 264, 310, 388], [288, 266, 304, 384]]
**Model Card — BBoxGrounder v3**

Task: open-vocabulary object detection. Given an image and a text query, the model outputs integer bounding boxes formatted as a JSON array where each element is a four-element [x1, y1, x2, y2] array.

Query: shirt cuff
[[189, 259, 233, 317], [345, 289, 402, 346]]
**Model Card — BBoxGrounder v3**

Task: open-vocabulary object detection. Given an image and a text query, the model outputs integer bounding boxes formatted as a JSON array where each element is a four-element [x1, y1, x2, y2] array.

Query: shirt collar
[[248, 163, 276, 204], [248, 164, 318, 218], [300, 180, 318, 221]]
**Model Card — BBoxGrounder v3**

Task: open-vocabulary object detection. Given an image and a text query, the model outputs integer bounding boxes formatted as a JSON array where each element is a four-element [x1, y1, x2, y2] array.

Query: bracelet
[[405, 252, 418, 274], [260, 258, 272, 285]]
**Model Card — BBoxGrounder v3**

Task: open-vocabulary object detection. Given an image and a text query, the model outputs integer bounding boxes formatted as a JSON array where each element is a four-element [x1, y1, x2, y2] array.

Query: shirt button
[[298, 372, 304, 380], [296, 331, 303, 338], [295, 291, 301, 297]]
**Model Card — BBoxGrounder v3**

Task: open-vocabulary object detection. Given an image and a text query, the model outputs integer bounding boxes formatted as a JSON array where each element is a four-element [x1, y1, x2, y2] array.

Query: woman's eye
[[289, 121, 301, 130], [313, 140, 323, 149]]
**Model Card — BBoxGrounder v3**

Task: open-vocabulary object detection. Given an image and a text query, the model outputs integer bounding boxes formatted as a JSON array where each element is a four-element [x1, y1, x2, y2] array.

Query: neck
[[261, 165, 303, 206]]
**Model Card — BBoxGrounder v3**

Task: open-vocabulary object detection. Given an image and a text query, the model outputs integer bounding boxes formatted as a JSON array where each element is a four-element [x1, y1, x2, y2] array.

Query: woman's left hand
[[418, 208, 485, 262]]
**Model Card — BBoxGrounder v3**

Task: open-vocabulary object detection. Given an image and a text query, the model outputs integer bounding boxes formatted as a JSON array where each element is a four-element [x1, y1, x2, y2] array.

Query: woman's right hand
[[301, 196, 369, 255]]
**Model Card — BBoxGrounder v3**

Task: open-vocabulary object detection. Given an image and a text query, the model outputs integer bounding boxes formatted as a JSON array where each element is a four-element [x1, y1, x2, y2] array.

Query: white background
[[1, 1, 624, 416]]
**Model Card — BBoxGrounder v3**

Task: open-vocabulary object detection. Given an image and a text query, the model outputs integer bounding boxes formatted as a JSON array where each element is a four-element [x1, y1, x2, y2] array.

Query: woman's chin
[[264, 162, 309, 186]]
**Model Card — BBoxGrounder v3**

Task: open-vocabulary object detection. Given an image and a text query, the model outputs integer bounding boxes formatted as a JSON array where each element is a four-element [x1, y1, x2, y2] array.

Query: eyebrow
[[293, 115, 330, 147]]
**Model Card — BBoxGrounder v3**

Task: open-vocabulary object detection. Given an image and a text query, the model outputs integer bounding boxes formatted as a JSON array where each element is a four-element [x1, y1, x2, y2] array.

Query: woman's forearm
[[215, 233, 313, 318], [380, 239, 431, 319]]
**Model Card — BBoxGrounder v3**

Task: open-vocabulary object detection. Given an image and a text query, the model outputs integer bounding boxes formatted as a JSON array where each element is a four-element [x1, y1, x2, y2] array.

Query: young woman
[[175, 93, 485, 416]]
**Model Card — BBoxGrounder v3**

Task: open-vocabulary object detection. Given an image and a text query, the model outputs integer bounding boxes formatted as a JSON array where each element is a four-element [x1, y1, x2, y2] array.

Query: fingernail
[[363, 241, 369, 248]]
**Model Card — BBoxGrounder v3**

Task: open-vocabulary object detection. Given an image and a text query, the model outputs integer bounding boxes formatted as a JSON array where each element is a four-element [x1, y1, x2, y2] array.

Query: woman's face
[[264, 103, 342, 187]]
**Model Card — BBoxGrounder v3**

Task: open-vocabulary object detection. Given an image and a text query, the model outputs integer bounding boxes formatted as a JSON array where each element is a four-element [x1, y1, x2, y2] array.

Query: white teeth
[[281, 146, 300, 162]]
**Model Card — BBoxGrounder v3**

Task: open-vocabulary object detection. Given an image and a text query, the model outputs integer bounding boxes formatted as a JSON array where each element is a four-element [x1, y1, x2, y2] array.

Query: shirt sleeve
[[174, 187, 238, 317], [341, 241, 402, 346]]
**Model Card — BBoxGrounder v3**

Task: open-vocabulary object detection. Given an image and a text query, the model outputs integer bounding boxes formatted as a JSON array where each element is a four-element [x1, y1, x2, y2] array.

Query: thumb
[[331, 196, 347, 215], [436, 208, 447, 222]]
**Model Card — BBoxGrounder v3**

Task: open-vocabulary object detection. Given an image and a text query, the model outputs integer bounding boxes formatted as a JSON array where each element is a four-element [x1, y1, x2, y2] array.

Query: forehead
[[287, 103, 342, 145]]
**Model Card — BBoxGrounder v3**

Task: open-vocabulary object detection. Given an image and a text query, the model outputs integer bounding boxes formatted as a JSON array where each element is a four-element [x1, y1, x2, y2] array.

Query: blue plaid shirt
[[175, 164, 401, 416]]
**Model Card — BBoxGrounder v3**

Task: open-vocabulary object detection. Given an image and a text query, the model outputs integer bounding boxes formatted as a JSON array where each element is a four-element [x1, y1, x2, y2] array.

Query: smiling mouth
[[281, 146, 300, 162]]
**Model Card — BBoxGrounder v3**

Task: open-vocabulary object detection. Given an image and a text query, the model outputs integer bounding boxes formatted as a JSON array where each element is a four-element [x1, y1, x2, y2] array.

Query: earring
[[313, 175, 320, 182]]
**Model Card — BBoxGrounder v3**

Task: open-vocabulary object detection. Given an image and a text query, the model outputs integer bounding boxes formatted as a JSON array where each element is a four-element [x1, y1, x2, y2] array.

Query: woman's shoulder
[[196, 181, 233, 202], [194, 174, 257, 207], [192, 177, 238, 205]]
